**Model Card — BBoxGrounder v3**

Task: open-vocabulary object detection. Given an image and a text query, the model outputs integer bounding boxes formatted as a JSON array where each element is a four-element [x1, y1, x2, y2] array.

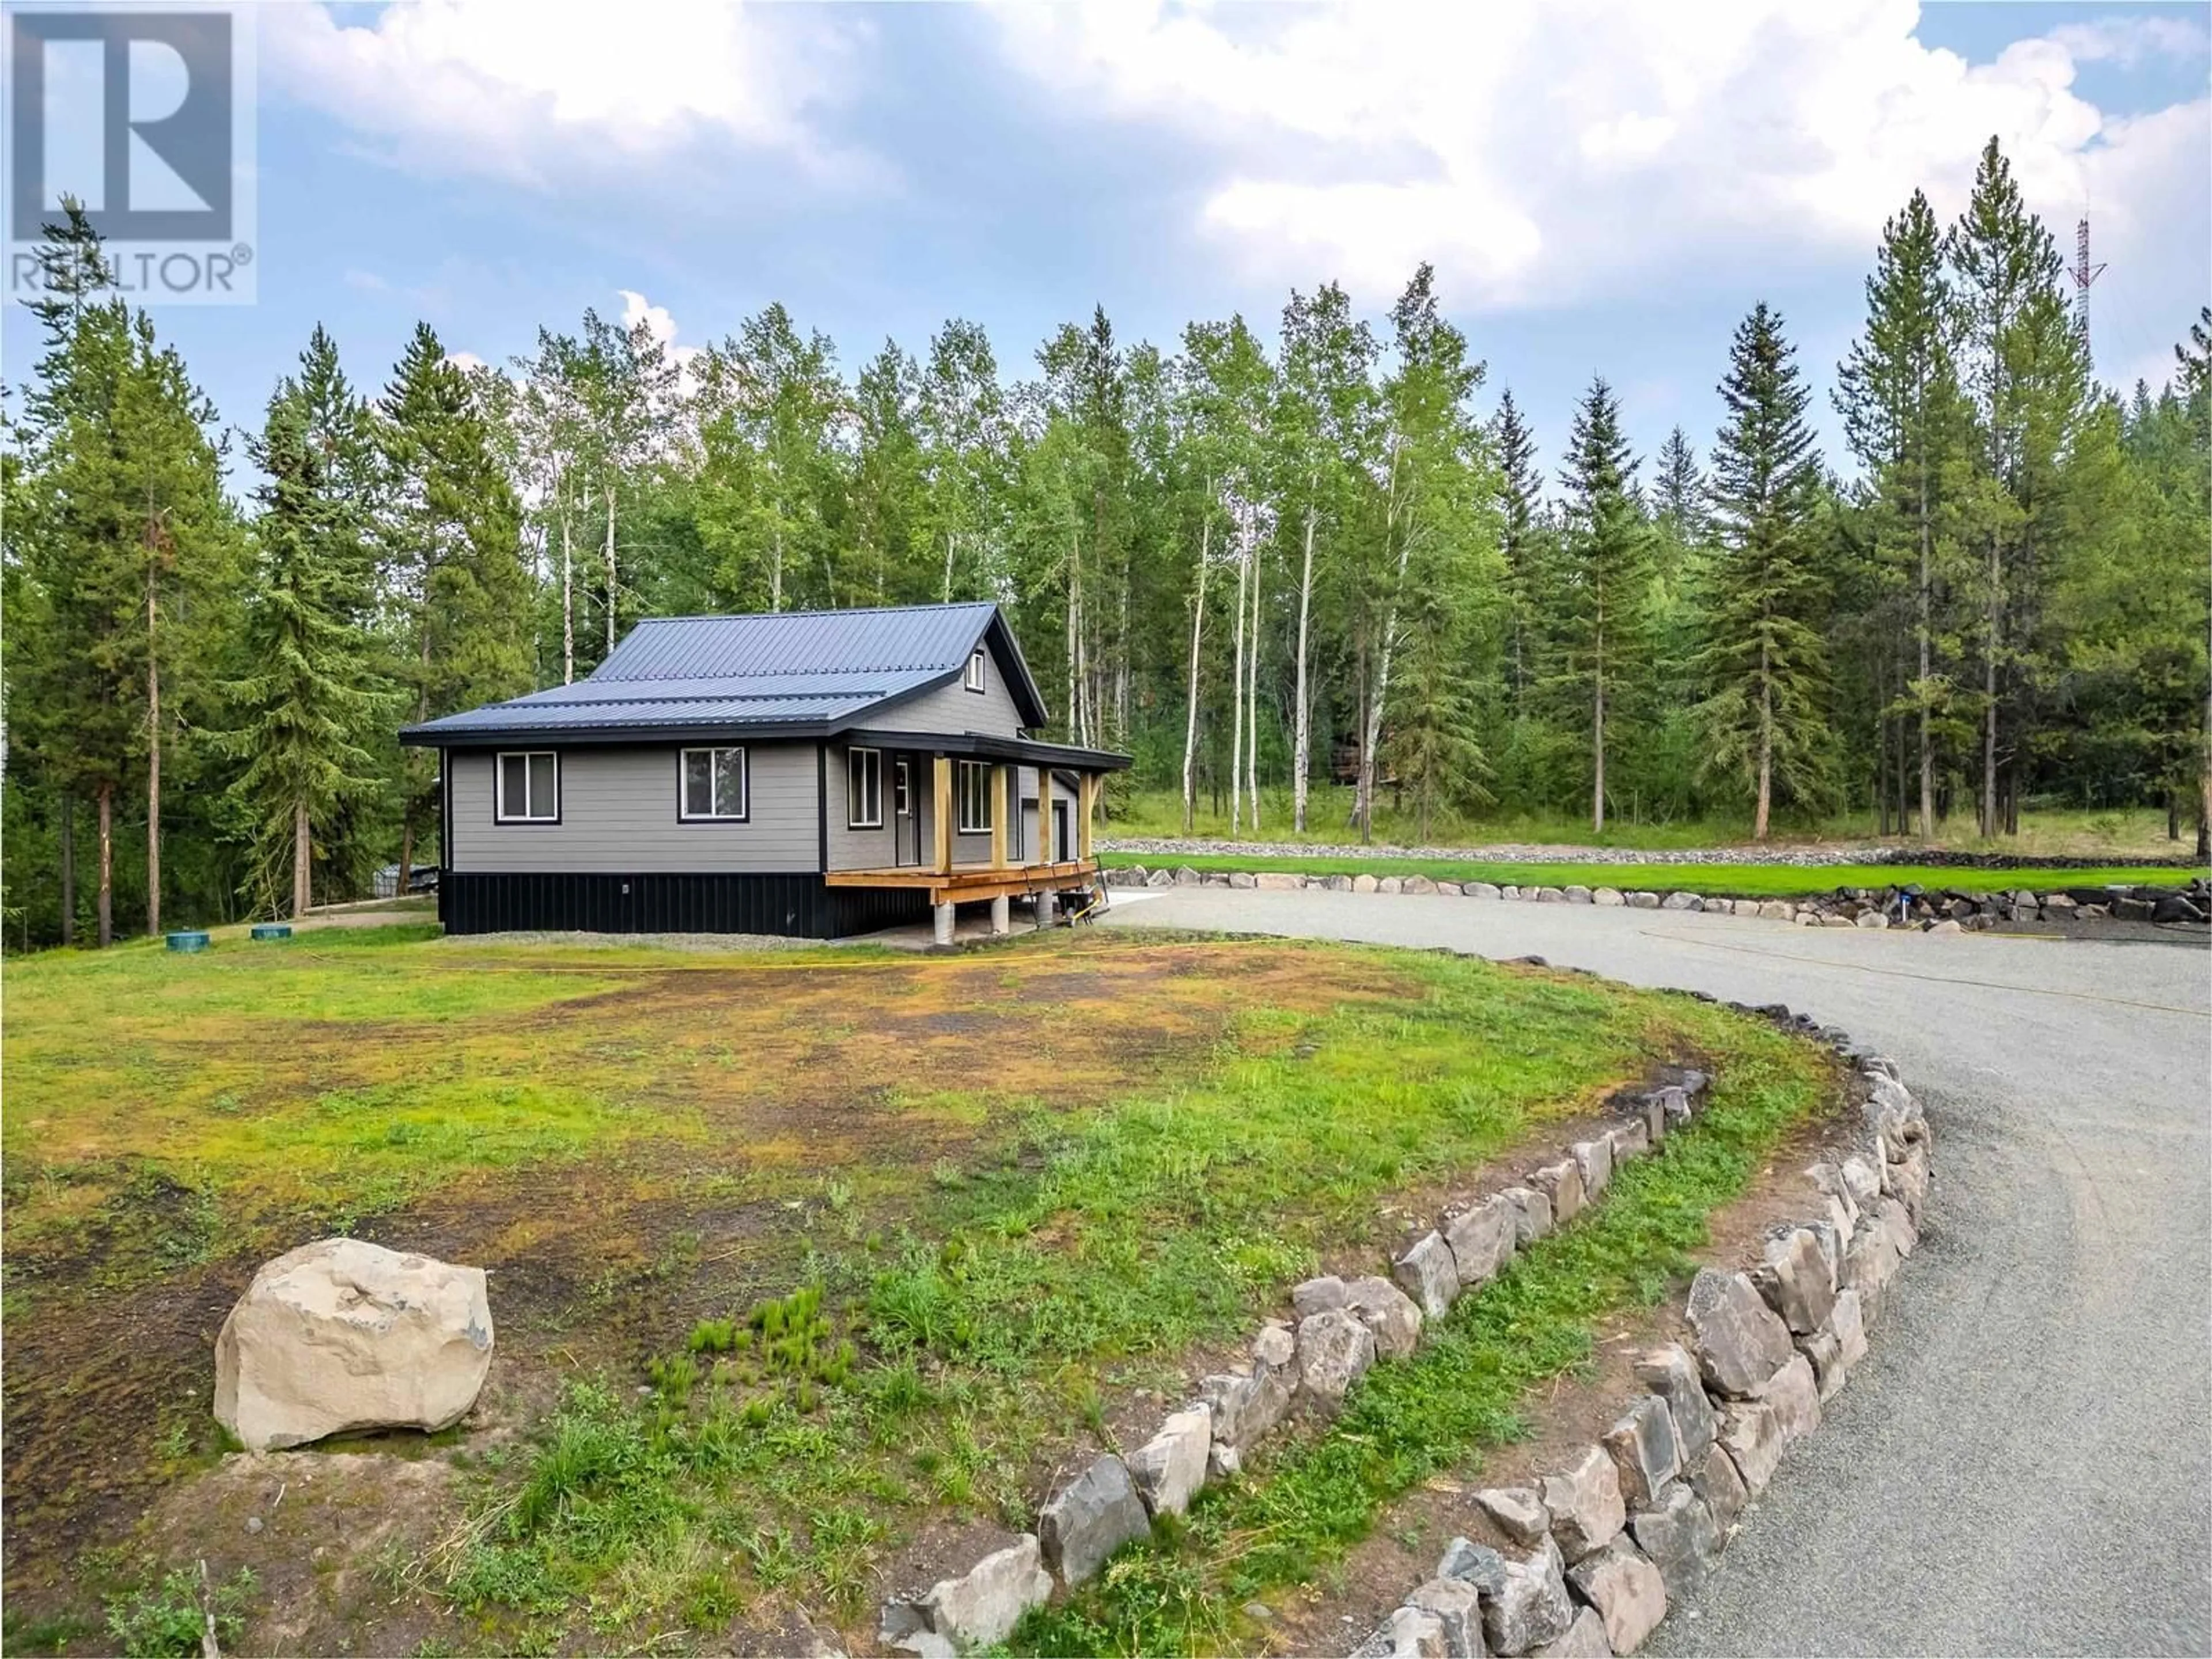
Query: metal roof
[[402, 602, 1056, 746]]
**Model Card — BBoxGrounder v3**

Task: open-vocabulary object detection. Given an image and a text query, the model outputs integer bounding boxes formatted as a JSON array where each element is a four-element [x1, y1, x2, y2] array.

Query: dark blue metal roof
[[402, 602, 1052, 745]]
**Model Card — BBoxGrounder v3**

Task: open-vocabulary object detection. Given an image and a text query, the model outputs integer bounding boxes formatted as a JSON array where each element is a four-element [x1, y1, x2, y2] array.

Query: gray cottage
[[400, 602, 1129, 940]]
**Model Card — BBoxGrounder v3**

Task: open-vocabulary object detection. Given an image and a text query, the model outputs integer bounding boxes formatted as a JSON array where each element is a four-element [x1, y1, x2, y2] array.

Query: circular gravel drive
[[1102, 888, 2212, 1657]]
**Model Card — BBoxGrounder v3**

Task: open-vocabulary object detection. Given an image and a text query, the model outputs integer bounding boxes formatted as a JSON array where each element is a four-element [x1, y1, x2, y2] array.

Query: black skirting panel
[[440, 871, 931, 940]]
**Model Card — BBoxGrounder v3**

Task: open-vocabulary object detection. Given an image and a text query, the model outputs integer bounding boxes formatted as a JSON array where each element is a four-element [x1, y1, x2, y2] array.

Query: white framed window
[[964, 645, 987, 694], [495, 751, 559, 823], [894, 758, 912, 817], [956, 759, 993, 833], [679, 747, 748, 821], [847, 747, 883, 828]]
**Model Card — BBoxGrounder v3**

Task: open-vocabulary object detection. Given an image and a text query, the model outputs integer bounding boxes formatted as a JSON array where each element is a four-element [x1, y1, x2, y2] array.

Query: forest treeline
[[3, 138, 2207, 948]]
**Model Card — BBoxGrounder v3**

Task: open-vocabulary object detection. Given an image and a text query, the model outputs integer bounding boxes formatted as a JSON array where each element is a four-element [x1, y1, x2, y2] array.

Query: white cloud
[[264, 1, 870, 188], [987, 0, 2208, 319], [619, 288, 707, 399], [2047, 15, 2211, 67]]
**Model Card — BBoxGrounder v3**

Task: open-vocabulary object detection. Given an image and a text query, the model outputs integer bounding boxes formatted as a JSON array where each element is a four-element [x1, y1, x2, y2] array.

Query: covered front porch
[[825, 731, 1122, 943]]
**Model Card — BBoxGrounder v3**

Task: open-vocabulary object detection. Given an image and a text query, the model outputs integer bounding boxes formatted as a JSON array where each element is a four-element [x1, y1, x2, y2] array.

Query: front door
[[1052, 800, 1070, 864], [894, 756, 916, 866]]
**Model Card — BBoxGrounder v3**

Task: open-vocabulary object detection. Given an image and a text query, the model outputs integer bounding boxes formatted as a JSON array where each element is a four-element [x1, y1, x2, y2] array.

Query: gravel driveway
[[1102, 889, 2212, 1656]]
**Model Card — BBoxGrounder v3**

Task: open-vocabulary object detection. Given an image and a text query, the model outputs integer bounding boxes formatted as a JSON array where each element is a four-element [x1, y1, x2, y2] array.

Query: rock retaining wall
[[1103, 863, 2211, 930], [878, 1055, 1763, 1655], [877, 1003, 1932, 1659], [1344, 1027, 1931, 1659]]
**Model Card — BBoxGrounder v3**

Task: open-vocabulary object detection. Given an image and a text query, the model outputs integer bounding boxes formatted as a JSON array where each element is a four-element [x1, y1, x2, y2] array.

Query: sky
[[14, 0, 2211, 487]]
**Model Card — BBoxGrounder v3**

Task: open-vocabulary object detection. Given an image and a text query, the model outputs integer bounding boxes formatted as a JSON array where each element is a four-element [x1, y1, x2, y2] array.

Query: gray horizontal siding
[[825, 743, 902, 873], [885, 652, 1028, 738], [448, 743, 819, 874]]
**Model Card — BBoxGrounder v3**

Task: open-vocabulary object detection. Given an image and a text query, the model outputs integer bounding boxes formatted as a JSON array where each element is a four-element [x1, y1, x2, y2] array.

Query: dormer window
[[964, 646, 987, 694]]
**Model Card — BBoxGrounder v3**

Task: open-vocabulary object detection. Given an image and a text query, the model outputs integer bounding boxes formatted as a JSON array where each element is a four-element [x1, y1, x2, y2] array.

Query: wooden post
[[1039, 768, 1055, 863], [933, 756, 953, 873], [990, 765, 1008, 869], [1079, 774, 1096, 860]]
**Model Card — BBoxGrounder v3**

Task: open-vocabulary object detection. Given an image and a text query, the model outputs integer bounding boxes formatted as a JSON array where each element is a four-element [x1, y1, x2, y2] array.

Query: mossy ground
[[2, 926, 1830, 1653]]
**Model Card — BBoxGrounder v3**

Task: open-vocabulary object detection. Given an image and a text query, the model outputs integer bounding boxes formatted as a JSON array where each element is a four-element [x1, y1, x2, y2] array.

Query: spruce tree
[[1554, 377, 1650, 833], [13, 206, 235, 940], [1699, 304, 1832, 839], [1491, 389, 1546, 714], [379, 323, 531, 887], [1837, 188, 1963, 835], [226, 331, 393, 917], [1946, 138, 2089, 834], [10, 204, 129, 943], [1656, 426, 1706, 547]]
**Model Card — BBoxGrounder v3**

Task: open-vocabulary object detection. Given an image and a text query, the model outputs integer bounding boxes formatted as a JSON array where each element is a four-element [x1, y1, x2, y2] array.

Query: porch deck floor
[[824, 859, 1097, 902]]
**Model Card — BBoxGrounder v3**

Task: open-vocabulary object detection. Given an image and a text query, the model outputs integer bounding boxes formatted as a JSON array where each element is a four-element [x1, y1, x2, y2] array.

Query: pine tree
[[1946, 138, 2090, 835], [379, 323, 531, 888], [226, 330, 394, 917], [1554, 377, 1650, 833], [1492, 389, 1546, 714], [1656, 426, 1706, 547], [9, 203, 128, 944], [1837, 188, 1965, 836], [13, 206, 236, 941], [1698, 304, 1832, 839]]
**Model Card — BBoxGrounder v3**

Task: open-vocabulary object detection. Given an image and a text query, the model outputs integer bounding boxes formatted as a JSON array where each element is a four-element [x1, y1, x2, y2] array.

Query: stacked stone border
[[876, 1003, 1929, 1658], [1341, 1021, 1929, 1659], [1104, 862, 2211, 930]]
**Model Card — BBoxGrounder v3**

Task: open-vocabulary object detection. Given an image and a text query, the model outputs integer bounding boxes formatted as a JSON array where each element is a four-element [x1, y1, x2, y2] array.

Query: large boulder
[[213, 1238, 493, 1452]]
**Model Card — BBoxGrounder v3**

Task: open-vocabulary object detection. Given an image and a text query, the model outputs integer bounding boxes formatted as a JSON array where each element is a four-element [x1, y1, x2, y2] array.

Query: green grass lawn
[[2, 926, 1833, 1654], [1107, 787, 2203, 861], [1101, 850, 2204, 899]]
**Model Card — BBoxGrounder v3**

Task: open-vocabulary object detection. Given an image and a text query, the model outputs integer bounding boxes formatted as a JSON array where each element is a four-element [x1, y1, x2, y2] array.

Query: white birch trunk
[[1181, 510, 1211, 835], [1292, 495, 1317, 834], [1229, 514, 1249, 836], [603, 485, 618, 657], [1358, 449, 1412, 843], [1245, 502, 1262, 833], [560, 501, 575, 684]]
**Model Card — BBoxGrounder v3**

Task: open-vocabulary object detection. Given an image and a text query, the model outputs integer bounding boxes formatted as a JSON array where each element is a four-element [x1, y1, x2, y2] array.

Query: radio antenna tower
[[2071, 216, 2107, 350]]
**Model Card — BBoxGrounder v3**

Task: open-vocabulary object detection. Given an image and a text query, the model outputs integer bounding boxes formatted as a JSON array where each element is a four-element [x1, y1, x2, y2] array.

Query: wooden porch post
[[1079, 774, 1096, 860], [1039, 768, 1055, 863], [933, 755, 953, 873], [990, 765, 1008, 869]]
